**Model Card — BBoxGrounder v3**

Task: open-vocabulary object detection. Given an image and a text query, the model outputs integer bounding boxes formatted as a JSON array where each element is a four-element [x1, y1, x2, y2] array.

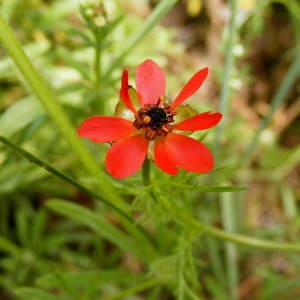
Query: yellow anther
[[143, 115, 151, 124], [161, 125, 170, 133], [158, 95, 165, 102]]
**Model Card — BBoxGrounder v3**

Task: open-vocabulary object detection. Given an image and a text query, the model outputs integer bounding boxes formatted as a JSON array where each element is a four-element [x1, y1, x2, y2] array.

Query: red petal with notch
[[174, 112, 222, 131], [162, 133, 213, 173], [136, 59, 166, 105], [78, 116, 136, 143], [105, 134, 149, 179], [154, 138, 178, 175], [120, 70, 137, 113], [171, 68, 209, 108]]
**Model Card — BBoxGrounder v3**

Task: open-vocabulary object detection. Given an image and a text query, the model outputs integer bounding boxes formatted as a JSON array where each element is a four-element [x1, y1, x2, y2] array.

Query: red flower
[[78, 59, 222, 178]]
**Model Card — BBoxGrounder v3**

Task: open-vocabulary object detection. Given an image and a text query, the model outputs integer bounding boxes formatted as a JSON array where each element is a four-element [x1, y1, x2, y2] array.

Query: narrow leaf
[[46, 199, 151, 261], [14, 287, 61, 300], [167, 183, 246, 193]]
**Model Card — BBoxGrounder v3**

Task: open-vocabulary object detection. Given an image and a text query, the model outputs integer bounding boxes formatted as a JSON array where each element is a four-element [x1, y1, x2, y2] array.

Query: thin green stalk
[[142, 159, 151, 186], [220, 193, 238, 300], [103, 278, 159, 300], [0, 14, 125, 210], [210, 1, 239, 296], [275, 146, 300, 179], [104, 0, 178, 77], [94, 47, 101, 84], [0, 135, 157, 258], [54, 272, 80, 300], [213, 0, 237, 156], [177, 212, 300, 252], [281, 184, 297, 220], [205, 237, 227, 287], [239, 48, 300, 166]]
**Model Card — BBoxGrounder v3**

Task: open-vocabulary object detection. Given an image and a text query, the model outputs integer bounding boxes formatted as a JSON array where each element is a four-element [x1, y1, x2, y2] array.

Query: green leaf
[[0, 41, 50, 79], [46, 199, 151, 261], [0, 235, 20, 255], [166, 183, 246, 193], [36, 270, 139, 290], [14, 287, 61, 300], [175, 105, 198, 123], [0, 96, 44, 137], [174, 104, 199, 136]]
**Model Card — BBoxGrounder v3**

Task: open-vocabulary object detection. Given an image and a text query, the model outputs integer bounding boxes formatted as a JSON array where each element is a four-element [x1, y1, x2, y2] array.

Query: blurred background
[[0, 0, 299, 299]]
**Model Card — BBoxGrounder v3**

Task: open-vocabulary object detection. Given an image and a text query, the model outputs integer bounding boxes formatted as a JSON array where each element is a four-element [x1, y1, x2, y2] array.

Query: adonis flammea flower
[[78, 59, 222, 178]]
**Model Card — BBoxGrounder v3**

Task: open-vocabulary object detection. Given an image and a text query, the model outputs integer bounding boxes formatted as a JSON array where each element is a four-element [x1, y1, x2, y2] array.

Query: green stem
[[213, 0, 237, 157], [0, 135, 157, 257], [142, 159, 151, 186], [221, 193, 238, 300], [0, 14, 125, 210], [103, 278, 159, 300], [177, 212, 300, 252], [94, 46, 101, 84], [104, 0, 178, 77]]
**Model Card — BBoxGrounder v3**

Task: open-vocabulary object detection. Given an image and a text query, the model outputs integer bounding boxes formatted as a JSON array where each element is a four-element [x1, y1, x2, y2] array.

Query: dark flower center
[[133, 97, 176, 140], [146, 107, 168, 129]]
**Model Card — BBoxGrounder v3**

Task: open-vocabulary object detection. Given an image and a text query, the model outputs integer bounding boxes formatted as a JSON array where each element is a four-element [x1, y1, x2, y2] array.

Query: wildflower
[[78, 59, 222, 178]]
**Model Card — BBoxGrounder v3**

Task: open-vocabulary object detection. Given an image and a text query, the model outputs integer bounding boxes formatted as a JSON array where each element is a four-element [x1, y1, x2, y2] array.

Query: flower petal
[[105, 134, 149, 179], [162, 133, 214, 173], [136, 59, 166, 105], [154, 138, 178, 175], [120, 70, 137, 113], [174, 112, 222, 131], [171, 68, 209, 108], [78, 116, 136, 143]]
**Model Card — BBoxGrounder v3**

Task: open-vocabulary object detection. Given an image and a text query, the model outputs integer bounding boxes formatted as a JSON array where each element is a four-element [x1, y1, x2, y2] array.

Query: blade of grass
[[103, 278, 159, 300], [166, 183, 245, 193], [210, 1, 239, 296], [281, 184, 297, 220], [176, 212, 300, 252], [0, 235, 20, 255], [104, 0, 178, 77], [0, 14, 125, 210], [46, 199, 156, 261], [274, 146, 300, 180], [14, 288, 62, 300], [205, 237, 227, 288], [213, 0, 237, 157], [220, 193, 238, 300]]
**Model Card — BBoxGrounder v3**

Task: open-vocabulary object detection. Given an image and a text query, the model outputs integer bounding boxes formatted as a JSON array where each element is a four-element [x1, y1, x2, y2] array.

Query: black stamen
[[146, 107, 167, 129], [133, 101, 175, 140]]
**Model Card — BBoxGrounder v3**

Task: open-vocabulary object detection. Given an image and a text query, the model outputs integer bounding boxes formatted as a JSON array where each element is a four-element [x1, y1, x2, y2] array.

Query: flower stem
[[142, 159, 151, 186]]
